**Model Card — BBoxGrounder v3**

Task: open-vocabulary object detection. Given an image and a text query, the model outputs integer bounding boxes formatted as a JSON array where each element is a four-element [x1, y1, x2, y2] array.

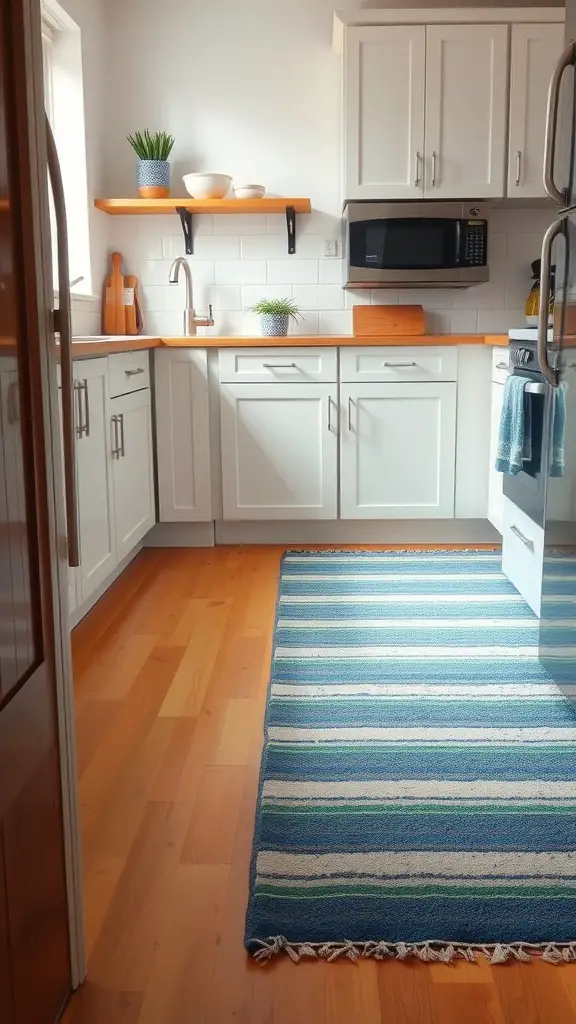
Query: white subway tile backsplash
[[318, 310, 353, 335], [267, 260, 318, 285], [241, 285, 292, 308], [242, 235, 290, 259], [214, 213, 266, 235], [192, 235, 241, 259], [345, 289, 370, 309], [425, 310, 478, 333], [144, 310, 185, 336], [215, 260, 267, 285], [370, 289, 399, 304], [397, 289, 455, 309], [319, 260, 344, 286], [451, 280, 506, 310], [292, 235, 328, 258], [318, 285, 345, 310], [291, 311, 319, 335], [292, 285, 319, 310], [477, 309, 525, 333], [209, 285, 242, 310]]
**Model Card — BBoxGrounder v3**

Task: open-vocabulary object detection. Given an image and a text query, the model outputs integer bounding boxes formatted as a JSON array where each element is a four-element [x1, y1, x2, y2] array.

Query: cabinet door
[[111, 389, 155, 561], [341, 382, 457, 519], [425, 24, 508, 198], [155, 349, 212, 522], [487, 381, 505, 534], [344, 26, 425, 200], [74, 358, 117, 603], [508, 24, 564, 198], [220, 383, 338, 520]]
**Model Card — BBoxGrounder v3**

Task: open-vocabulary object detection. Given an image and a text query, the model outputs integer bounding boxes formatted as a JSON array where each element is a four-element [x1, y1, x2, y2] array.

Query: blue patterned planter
[[136, 159, 170, 194], [260, 313, 289, 337]]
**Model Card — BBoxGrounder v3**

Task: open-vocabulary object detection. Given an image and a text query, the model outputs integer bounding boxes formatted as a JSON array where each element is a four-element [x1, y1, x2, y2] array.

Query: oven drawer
[[492, 347, 510, 384], [218, 348, 338, 383], [501, 496, 544, 617], [108, 350, 151, 397], [340, 347, 458, 383]]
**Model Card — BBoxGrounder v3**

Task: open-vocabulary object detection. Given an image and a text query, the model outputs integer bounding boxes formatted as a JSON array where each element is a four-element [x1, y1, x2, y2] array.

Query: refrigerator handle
[[543, 40, 576, 206], [46, 115, 80, 568], [538, 217, 564, 388]]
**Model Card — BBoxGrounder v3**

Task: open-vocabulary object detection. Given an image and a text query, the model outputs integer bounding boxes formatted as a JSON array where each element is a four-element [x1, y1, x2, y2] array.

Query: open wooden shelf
[[94, 197, 311, 215]]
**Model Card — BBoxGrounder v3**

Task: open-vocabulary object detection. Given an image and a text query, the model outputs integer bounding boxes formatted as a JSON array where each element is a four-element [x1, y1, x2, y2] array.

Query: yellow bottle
[[525, 258, 555, 325]]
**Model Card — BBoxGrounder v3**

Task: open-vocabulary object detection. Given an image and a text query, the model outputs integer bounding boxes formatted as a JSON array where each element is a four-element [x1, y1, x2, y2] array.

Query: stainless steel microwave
[[344, 201, 490, 288]]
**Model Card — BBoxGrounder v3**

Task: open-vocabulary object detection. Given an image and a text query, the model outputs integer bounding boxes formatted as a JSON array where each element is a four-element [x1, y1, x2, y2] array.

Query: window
[[41, 0, 92, 297]]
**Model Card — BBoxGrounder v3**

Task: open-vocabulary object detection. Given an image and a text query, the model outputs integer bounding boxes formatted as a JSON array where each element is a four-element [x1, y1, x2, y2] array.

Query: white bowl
[[182, 173, 232, 199], [233, 184, 266, 200]]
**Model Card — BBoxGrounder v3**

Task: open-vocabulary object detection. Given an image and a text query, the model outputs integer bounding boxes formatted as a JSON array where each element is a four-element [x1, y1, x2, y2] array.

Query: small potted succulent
[[250, 297, 302, 337], [127, 130, 175, 199]]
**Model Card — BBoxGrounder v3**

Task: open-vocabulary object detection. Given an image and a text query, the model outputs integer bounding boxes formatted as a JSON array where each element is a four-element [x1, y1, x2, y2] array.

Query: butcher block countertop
[[66, 333, 509, 357]]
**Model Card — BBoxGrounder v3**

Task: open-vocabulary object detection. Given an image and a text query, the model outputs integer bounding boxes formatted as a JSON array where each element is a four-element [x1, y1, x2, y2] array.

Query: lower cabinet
[[110, 388, 155, 561], [340, 381, 457, 518], [73, 358, 117, 603], [220, 382, 339, 520], [487, 380, 505, 533]]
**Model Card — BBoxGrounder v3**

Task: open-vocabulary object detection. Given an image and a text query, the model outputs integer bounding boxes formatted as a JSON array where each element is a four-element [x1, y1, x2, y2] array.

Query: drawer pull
[[496, 361, 508, 370], [124, 367, 145, 377], [262, 362, 298, 369], [510, 524, 534, 552], [382, 361, 417, 368]]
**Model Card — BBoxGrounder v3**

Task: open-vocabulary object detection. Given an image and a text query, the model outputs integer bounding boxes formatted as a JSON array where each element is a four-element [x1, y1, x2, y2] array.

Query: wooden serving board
[[353, 304, 425, 337]]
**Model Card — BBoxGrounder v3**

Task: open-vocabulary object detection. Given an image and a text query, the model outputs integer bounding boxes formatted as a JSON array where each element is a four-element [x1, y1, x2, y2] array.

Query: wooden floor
[[63, 545, 576, 1024]]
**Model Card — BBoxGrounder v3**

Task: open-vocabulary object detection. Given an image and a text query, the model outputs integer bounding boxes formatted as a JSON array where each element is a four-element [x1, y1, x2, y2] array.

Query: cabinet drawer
[[108, 350, 150, 398], [218, 348, 337, 383], [501, 496, 544, 617], [340, 347, 458, 382], [492, 347, 510, 384]]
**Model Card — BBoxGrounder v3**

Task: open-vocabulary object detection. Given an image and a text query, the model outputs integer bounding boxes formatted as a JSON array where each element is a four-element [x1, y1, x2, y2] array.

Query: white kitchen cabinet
[[340, 381, 457, 519], [110, 387, 155, 562], [155, 349, 212, 522], [343, 26, 426, 200], [74, 358, 117, 603], [507, 24, 564, 198], [220, 383, 338, 520], [425, 24, 508, 199]]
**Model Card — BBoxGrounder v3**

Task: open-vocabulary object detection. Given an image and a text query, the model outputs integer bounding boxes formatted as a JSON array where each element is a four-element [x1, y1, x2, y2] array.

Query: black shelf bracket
[[286, 205, 296, 254], [176, 207, 193, 255]]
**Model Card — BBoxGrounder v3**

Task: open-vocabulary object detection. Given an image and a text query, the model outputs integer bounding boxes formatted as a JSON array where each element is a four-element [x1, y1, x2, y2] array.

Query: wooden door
[[508, 23, 564, 198], [0, 0, 75, 1019], [111, 387, 155, 560], [343, 26, 425, 200], [340, 382, 457, 519], [220, 382, 338, 520], [424, 24, 508, 198], [155, 348, 212, 522], [74, 357, 117, 603]]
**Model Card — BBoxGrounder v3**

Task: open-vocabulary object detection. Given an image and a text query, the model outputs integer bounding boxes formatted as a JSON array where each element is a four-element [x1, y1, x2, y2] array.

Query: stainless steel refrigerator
[[538, 12, 576, 690]]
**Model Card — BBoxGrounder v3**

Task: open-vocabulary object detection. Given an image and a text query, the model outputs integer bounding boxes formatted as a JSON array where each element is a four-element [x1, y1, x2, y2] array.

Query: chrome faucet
[[168, 257, 214, 336]]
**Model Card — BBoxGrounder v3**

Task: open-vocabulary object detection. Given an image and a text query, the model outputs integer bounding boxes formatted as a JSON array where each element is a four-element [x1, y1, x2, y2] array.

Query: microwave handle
[[455, 221, 462, 265]]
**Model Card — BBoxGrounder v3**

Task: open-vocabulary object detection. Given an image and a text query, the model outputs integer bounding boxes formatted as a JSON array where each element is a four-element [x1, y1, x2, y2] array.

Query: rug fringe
[[250, 937, 576, 966]]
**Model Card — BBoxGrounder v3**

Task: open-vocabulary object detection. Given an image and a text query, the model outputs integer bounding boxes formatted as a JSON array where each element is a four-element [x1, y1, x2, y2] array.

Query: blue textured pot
[[136, 159, 170, 197], [260, 313, 289, 337]]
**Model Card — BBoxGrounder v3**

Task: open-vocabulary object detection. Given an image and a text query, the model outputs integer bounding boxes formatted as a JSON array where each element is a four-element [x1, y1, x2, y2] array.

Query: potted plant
[[127, 130, 175, 199], [250, 297, 302, 337]]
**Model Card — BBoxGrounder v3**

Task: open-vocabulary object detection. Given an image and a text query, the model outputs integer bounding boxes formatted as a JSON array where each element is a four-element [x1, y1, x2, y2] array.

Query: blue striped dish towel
[[495, 375, 528, 475], [551, 381, 568, 477]]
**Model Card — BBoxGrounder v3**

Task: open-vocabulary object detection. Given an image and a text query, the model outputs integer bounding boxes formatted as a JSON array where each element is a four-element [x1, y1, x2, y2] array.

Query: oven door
[[502, 371, 552, 527]]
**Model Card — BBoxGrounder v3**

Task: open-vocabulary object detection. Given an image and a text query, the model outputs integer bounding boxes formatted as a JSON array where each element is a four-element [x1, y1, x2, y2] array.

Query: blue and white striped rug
[[245, 550, 576, 965]]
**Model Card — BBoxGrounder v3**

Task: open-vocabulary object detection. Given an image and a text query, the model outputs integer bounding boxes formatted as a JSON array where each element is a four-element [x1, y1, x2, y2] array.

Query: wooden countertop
[[67, 333, 509, 356]]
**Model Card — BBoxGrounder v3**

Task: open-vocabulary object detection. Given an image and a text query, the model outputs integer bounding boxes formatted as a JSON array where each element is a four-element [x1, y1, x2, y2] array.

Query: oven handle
[[538, 217, 563, 388], [524, 382, 548, 395]]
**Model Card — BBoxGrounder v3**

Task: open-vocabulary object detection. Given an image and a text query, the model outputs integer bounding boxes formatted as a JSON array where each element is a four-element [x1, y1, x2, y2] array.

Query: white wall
[[103, 0, 560, 336]]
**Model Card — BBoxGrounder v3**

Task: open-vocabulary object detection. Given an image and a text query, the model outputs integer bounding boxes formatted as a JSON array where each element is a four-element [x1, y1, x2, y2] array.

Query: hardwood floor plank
[[65, 546, 576, 1024]]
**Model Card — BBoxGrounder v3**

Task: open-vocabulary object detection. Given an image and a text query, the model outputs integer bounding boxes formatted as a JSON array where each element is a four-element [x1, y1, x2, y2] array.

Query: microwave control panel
[[464, 221, 487, 266]]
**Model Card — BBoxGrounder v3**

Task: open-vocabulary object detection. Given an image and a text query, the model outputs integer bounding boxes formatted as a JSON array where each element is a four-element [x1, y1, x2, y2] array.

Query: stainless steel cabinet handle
[[47, 114, 80, 567], [118, 413, 125, 458], [383, 361, 417, 368], [348, 397, 355, 432], [538, 216, 564, 387], [544, 41, 576, 204], [510, 524, 535, 552], [262, 362, 298, 369], [111, 414, 121, 459], [414, 151, 422, 186], [515, 150, 522, 186], [124, 367, 145, 377], [431, 150, 437, 187], [76, 379, 89, 438], [327, 396, 335, 433], [73, 380, 83, 438], [496, 361, 509, 370]]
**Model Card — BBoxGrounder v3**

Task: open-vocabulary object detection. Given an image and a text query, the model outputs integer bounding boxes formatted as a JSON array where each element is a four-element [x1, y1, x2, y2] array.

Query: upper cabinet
[[507, 23, 565, 198], [344, 26, 426, 200], [339, 11, 564, 202], [424, 25, 508, 199]]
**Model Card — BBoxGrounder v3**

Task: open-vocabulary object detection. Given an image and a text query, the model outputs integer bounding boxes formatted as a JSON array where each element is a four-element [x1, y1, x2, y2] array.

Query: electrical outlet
[[324, 238, 338, 258]]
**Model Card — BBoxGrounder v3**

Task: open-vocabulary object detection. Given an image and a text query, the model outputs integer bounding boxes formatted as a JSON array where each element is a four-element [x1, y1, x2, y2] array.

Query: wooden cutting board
[[353, 304, 425, 338], [103, 252, 126, 335]]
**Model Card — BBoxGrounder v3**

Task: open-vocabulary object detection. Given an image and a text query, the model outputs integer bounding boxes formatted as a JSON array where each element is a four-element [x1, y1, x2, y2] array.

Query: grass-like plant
[[250, 297, 302, 321], [127, 130, 175, 162]]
